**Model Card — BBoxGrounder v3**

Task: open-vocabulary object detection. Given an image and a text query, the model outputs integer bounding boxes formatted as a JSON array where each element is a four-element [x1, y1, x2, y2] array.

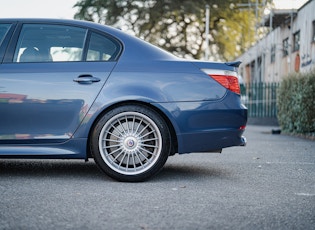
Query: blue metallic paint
[[0, 62, 115, 142], [0, 18, 247, 158]]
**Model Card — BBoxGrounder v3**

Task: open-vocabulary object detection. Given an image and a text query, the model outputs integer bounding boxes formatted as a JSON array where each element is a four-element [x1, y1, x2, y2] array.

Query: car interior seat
[[19, 47, 41, 62]]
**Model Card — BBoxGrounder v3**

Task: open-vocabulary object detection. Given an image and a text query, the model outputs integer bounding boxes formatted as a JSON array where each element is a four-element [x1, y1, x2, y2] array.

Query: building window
[[293, 31, 300, 52], [312, 20, 315, 42], [271, 44, 276, 63], [283, 38, 289, 57]]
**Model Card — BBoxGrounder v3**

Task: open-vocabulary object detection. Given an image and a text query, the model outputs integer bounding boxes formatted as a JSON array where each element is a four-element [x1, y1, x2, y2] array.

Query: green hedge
[[277, 69, 315, 134]]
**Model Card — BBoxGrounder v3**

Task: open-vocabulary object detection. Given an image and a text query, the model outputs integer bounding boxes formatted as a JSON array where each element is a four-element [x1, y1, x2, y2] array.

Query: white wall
[[237, 0, 315, 83]]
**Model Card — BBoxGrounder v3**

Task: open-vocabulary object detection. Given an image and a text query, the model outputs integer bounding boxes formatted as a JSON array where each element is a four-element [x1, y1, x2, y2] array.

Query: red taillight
[[201, 69, 241, 95], [210, 75, 241, 94]]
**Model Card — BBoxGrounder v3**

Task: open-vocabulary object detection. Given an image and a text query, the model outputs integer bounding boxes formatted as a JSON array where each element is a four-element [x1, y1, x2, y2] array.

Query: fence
[[241, 82, 280, 118]]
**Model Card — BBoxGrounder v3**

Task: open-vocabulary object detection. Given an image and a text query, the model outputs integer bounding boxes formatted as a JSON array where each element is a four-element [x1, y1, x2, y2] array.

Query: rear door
[[0, 22, 120, 143]]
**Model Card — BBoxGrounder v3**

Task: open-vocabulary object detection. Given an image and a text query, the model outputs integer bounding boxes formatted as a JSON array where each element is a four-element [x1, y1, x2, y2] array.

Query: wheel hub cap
[[124, 136, 138, 151]]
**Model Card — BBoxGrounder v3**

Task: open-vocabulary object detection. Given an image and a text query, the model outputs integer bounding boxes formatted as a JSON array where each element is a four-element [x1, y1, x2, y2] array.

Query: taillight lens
[[202, 69, 241, 95], [211, 75, 240, 94]]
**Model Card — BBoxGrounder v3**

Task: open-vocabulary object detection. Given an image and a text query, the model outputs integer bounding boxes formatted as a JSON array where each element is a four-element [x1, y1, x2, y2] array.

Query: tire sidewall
[[91, 104, 170, 182]]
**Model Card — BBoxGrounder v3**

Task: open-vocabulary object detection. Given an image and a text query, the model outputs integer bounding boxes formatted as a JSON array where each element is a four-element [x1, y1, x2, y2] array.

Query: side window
[[13, 24, 87, 63], [293, 31, 300, 52], [0, 24, 11, 46], [87, 32, 120, 61], [282, 38, 289, 57], [270, 44, 276, 63]]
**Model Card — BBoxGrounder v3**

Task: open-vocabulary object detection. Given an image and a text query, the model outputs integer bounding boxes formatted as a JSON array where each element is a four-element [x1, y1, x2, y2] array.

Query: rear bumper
[[155, 91, 247, 154], [177, 128, 246, 154]]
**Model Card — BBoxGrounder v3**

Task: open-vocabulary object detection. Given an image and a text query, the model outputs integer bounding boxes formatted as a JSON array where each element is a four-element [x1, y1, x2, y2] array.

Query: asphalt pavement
[[0, 125, 314, 230]]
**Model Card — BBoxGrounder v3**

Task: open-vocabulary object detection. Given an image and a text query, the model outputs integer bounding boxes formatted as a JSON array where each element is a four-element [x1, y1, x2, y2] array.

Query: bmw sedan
[[0, 18, 247, 182]]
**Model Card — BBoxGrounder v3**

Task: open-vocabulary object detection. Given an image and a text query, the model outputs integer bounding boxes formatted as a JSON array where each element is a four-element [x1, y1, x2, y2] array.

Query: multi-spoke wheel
[[91, 104, 171, 182]]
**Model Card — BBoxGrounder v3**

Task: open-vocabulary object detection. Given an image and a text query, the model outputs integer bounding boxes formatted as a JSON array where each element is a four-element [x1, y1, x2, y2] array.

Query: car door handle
[[73, 75, 101, 84]]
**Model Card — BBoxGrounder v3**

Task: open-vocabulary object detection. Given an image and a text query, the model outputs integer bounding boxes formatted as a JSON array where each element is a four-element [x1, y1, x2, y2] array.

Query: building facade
[[237, 0, 315, 84]]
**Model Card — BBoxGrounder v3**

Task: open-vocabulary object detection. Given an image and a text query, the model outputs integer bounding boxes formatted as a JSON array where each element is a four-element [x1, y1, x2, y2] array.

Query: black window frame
[[282, 37, 289, 57], [270, 44, 276, 63], [0, 23, 12, 45], [3, 21, 123, 63], [13, 23, 88, 63], [0, 22, 16, 63], [293, 31, 300, 52], [83, 30, 122, 62]]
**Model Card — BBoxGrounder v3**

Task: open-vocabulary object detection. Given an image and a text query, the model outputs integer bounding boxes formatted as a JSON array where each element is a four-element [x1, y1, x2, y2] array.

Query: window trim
[[282, 37, 289, 57], [293, 30, 300, 52], [3, 21, 123, 63], [270, 44, 276, 63], [0, 23, 16, 63], [83, 30, 123, 62], [13, 23, 89, 63], [0, 23, 12, 46], [84, 29, 123, 62]]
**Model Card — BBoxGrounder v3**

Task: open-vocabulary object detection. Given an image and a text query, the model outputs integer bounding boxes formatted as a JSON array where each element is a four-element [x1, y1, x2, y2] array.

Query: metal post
[[254, 0, 258, 82], [288, 0, 296, 73], [205, 4, 210, 60]]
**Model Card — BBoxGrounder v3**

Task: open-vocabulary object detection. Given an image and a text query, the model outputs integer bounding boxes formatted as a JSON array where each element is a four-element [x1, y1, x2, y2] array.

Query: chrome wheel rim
[[99, 111, 162, 175]]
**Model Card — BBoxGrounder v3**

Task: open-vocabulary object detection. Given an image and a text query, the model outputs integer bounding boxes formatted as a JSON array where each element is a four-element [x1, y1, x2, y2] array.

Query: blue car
[[0, 19, 247, 181]]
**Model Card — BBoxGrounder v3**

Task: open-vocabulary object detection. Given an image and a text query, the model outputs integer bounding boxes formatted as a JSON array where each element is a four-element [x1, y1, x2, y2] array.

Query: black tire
[[91, 104, 171, 182]]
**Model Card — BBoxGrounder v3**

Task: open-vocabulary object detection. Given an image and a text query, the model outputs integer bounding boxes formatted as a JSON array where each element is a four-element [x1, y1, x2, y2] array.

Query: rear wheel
[[91, 104, 171, 182]]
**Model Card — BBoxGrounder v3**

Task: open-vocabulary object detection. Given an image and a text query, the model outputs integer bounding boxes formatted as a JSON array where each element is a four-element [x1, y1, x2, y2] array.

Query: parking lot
[[0, 125, 314, 230]]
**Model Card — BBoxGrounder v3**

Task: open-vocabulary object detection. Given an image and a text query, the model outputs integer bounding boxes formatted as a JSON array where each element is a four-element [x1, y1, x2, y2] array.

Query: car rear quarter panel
[[77, 60, 246, 153]]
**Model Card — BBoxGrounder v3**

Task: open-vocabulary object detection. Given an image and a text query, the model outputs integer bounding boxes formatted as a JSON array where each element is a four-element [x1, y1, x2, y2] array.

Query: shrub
[[277, 69, 315, 134]]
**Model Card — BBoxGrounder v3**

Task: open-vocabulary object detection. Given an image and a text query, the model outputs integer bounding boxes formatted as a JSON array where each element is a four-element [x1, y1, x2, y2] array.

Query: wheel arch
[[86, 100, 178, 158]]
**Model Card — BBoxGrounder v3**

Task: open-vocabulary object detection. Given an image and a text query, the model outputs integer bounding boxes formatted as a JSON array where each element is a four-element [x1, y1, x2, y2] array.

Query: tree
[[74, 0, 268, 61]]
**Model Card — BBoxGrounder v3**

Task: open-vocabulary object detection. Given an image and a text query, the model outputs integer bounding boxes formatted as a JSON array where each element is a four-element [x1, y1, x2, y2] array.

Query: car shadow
[[0, 159, 232, 182], [0, 159, 107, 181]]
